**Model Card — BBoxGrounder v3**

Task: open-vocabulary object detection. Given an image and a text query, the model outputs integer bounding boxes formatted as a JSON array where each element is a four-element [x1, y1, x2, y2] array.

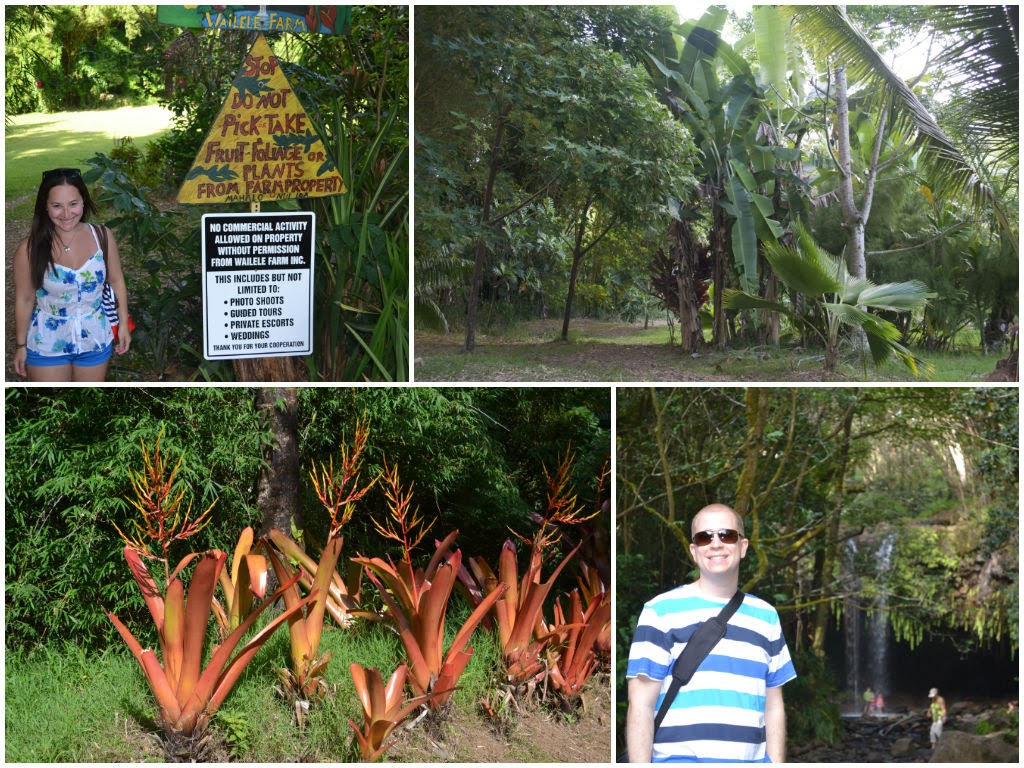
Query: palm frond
[[762, 237, 838, 297], [855, 281, 936, 312], [783, 5, 996, 212]]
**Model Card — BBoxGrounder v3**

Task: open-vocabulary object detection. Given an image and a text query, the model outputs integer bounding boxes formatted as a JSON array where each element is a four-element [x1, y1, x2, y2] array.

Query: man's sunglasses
[[42, 167, 82, 181], [693, 528, 742, 547]]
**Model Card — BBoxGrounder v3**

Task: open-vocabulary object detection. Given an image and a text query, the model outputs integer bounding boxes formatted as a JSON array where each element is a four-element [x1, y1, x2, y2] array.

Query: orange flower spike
[[311, 418, 376, 537], [372, 460, 434, 562], [115, 432, 214, 575]]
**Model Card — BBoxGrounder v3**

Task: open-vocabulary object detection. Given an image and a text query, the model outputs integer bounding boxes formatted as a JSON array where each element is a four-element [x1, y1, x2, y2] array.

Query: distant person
[[928, 687, 947, 747], [12, 168, 131, 380], [625, 503, 796, 762], [863, 686, 875, 716], [873, 691, 884, 714]]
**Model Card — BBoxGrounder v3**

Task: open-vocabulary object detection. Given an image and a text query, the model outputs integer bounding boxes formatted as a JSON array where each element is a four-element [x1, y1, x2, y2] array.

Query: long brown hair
[[28, 168, 98, 289]]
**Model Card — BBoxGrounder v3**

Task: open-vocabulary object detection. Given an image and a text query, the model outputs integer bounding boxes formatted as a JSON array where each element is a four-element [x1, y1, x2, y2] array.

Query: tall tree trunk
[[736, 388, 770, 592], [669, 218, 704, 353], [835, 63, 887, 281], [561, 250, 585, 340], [465, 102, 512, 352], [811, 396, 857, 655], [835, 65, 866, 280], [711, 201, 729, 350], [234, 356, 304, 382], [254, 387, 302, 537]]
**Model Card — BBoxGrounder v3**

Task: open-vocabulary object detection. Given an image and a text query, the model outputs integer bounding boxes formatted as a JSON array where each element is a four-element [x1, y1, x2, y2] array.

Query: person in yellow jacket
[[928, 687, 947, 747]]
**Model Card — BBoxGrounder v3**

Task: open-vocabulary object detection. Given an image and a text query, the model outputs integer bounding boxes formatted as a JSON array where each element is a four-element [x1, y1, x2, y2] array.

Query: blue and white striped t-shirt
[[627, 583, 797, 763]]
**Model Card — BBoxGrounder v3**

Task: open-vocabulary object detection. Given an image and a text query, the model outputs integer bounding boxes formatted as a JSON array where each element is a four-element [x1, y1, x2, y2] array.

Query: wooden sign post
[[175, 32, 346, 380]]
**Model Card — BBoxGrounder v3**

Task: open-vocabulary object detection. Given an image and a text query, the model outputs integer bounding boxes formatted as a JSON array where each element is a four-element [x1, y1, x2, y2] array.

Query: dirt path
[[390, 673, 612, 762]]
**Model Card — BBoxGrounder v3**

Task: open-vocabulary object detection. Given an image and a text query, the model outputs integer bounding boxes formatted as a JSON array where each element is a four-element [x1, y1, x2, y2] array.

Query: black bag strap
[[652, 590, 744, 733]]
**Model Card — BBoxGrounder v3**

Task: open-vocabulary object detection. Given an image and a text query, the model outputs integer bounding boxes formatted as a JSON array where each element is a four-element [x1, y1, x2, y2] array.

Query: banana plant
[[648, 6, 808, 347], [348, 662, 431, 761], [211, 526, 268, 640], [546, 589, 611, 702], [723, 222, 935, 374], [108, 546, 312, 760]]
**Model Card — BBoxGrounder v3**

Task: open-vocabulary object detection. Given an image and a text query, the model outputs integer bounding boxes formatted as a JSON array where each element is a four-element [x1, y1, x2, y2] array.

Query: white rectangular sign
[[202, 211, 315, 359]]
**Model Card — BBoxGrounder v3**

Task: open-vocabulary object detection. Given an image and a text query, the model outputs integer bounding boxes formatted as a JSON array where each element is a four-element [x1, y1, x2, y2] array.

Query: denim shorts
[[26, 342, 113, 368]]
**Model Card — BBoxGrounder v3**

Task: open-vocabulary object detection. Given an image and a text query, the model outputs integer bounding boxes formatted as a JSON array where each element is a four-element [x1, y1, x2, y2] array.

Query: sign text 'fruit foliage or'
[[177, 33, 346, 204]]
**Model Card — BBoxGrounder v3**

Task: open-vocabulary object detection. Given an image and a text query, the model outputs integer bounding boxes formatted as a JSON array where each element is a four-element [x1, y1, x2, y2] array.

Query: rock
[[930, 729, 1019, 763], [891, 737, 915, 757], [983, 349, 1018, 381]]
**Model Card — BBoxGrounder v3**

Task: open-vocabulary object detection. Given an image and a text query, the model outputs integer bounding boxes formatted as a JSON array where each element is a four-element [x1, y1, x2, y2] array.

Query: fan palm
[[723, 224, 935, 375]]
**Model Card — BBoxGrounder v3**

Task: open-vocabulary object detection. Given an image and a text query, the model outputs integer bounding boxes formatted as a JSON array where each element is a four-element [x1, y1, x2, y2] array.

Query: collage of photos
[[4, 4, 1018, 765]]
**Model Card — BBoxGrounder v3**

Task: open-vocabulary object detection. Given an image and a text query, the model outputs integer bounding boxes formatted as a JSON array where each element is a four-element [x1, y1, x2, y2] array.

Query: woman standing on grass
[[12, 168, 130, 381]]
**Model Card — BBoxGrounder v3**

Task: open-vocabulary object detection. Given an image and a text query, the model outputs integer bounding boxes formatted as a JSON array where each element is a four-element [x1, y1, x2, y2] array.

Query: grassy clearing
[[5, 607, 599, 763], [5, 105, 171, 203], [414, 320, 1004, 383]]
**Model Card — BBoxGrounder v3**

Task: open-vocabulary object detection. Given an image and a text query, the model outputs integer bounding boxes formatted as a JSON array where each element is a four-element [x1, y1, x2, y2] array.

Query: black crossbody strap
[[652, 590, 744, 733]]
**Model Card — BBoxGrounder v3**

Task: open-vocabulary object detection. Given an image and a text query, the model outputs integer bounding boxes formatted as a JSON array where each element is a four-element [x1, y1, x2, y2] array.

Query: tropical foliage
[[617, 387, 1019, 751], [415, 5, 1017, 374], [6, 387, 611, 761], [724, 223, 935, 373]]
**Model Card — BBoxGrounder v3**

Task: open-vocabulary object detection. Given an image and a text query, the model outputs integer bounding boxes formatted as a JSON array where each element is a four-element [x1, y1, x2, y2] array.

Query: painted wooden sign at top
[[158, 6, 351, 35], [177, 33, 346, 204]]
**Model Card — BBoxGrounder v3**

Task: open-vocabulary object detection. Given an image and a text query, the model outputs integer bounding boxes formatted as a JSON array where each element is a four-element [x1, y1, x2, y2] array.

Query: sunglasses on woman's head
[[42, 168, 82, 181], [693, 528, 742, 546]]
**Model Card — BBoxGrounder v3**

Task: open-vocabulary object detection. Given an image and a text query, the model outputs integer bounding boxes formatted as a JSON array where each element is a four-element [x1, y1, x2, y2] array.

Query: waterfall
[[843, 532, 896, 713], [842, 539, 861, 708], [867, 533, 895, 705]]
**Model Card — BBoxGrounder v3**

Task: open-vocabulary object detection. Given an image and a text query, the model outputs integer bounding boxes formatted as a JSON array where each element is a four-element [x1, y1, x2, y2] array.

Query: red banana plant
[[348, 662, 431, 761], [108, 546, 312, 755]]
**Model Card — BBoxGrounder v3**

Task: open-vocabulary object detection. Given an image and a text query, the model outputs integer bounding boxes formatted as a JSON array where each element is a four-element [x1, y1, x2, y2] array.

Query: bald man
[[625, 504, 796, 762]]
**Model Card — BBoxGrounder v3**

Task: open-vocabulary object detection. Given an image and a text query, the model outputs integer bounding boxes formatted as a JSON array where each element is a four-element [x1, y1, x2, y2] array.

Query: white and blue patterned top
[[627, 583, 797, 763], [28, 225, 113, 357]]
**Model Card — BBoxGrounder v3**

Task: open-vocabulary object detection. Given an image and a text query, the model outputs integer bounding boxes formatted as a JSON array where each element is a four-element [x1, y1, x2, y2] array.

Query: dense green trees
[[416, 5, 1017, 370], [415, 6, 694, 347], [5, 387, 609, 652], [617, 386, 1018, 746], [617, 386, 1018, 713], [5, 6, 166, 113]]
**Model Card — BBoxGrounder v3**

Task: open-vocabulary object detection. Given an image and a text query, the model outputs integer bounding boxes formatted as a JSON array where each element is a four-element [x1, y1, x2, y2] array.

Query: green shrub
[[783, 650, 844, 746]]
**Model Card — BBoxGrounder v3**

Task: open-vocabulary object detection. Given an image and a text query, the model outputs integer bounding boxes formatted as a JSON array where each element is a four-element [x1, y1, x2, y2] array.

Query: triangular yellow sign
[[178, 33, 346, 204]]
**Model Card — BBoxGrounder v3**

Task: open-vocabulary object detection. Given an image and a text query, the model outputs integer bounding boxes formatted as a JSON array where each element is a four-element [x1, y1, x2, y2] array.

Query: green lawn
[[413, 320, 1003, 383], [5, 105, 172, 201]]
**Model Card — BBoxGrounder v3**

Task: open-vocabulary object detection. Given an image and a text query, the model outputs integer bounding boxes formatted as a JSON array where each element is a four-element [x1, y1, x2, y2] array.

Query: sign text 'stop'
[[177, 33, 346, 205]]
